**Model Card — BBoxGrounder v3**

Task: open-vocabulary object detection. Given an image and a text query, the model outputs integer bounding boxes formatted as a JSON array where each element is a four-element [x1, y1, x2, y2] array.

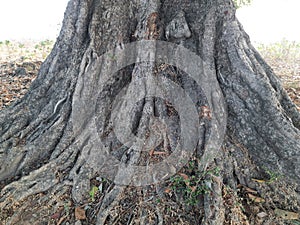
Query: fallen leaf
[[200, 106, 212, 119], [57, 215, 68, 225], [179, 173, 189, 181], [190, 186, 197, 192], [164, 188, 172, 194], [243, 185, 258, 194], [178, 173, 198, 192], [152, 151, 167, 155], [75, 207, 86, 220], [247, 193, 265, 203], [274, 208, 299, 220], [149, 149, 155, 156], [252, 178, 266, 183], [51, 212, 61, 220], [257, 212, 268, 218]]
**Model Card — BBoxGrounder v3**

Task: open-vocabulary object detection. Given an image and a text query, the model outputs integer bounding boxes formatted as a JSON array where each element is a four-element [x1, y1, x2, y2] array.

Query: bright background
[[0, 0, 69, 41], [237, 0, 300, 43], [0, 0, 299, 43]]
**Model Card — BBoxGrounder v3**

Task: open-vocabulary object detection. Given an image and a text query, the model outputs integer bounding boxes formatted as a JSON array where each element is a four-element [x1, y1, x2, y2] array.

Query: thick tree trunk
[[1, 0, 299, 224]]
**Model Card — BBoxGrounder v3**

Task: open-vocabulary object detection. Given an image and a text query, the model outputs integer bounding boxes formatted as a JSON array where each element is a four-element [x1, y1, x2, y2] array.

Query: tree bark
[[0, 0, 299, 224]]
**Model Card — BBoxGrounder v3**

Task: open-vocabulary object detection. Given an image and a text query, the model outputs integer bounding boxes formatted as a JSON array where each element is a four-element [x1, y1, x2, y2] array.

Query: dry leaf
[[51, 212, 61, 220], [242, 185, 258, 194], [179, 173, 189, 181], [75, 207, 86, 220], [252, 178, 266, 183], [190, 186, 197, 192], [178, 173, 198, 192], [149, 149, 154, 156], [238, 184, 258, 194], [274, 208, 299, 220], [200, 106, 212, 119], [247, 193, 265, 203], [164, 188, 172, 194], [257, 212, 268, 218], [152, 151, 167, 155]]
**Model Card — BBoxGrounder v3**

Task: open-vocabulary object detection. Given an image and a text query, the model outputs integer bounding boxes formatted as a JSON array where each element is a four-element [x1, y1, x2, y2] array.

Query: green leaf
[[89, 186, 99, 202]]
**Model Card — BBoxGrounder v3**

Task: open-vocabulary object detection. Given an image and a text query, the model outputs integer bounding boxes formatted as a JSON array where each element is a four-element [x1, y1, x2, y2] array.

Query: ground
[[1, 40, 299, 111], [0, 40, 299, 224]]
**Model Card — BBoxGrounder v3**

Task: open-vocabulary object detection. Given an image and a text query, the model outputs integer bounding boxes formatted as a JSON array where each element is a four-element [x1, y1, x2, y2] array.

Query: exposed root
[[96, 186, 125, 224], [0, 163, 58, 209], [202, 173, 225, 224]]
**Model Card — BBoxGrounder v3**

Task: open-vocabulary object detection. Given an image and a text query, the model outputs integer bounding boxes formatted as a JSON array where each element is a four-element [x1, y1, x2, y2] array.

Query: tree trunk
[[1, 0, 299, 224]]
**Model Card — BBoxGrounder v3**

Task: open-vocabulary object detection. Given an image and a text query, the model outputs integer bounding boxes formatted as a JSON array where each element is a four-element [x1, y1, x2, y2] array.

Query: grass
[[255, 39, 300, 89], [0, 39, 54, 63]]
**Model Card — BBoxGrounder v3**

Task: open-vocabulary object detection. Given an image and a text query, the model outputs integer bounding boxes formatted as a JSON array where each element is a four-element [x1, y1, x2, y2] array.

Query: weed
[[292, 220, 300, 225], [255, 39, 300, 91], [156, 198, 162, 204], [64, 201, 71, 216], [256, 39, 300, 61], [89, 186, 99, 202], [263, 167, 282, 183], [18, 43, 25, 49], [108, 53, 117, 61], [168, 160, 220, 206], [0, 40, 54, 63]]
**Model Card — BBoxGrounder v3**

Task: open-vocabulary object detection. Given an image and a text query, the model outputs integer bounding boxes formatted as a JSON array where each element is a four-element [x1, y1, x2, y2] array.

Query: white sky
[[0, 0, 69, 41], [0, 0, 299, 43], [236, 0, 300, 43]]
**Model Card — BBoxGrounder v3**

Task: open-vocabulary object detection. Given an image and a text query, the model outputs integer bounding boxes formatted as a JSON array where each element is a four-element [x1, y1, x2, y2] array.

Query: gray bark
[[0, 0, 299, 224]]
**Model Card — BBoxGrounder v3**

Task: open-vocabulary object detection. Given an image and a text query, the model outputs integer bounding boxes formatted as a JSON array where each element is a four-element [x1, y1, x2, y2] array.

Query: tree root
[[96, 185, 125, 224]]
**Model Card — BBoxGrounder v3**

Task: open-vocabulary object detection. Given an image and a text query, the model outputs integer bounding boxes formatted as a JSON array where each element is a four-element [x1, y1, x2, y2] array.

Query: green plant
[[156, 198, 162, 204], [64, 201, 70, 216], [89, 185, 99, 202], [233, 0, 252, 9], [257, 39, 300, 60], [255, 39, 300, 90], [108, 53, 117, 61], [292, 220, 300, 225], [18, 43, 25, 49], [264, 167, 281, 183], [169, 160, 220, 206]]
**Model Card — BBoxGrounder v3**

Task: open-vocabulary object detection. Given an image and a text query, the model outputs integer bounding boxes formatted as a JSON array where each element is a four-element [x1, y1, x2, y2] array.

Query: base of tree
[[1, 137, 299, 225]]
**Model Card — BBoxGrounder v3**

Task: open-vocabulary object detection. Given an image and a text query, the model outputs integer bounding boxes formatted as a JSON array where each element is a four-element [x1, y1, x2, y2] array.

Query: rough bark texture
[[0, 0, 299, 224]]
